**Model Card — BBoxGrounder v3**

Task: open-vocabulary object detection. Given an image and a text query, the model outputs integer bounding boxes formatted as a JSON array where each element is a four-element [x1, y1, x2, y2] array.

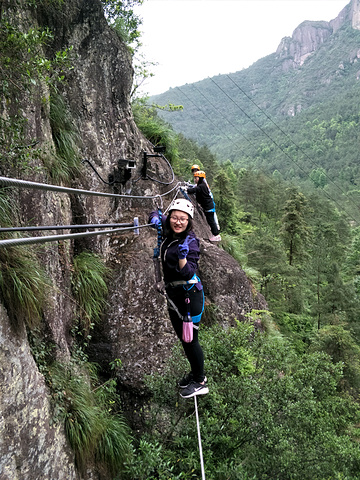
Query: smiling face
[[169, 210, 189, 234]]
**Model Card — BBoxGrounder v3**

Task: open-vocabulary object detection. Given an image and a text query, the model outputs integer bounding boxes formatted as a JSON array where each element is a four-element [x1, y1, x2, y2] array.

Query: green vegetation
[[0, 0, 74, 176], [2, 0, 360, 478], [133, 99, 180, 164], [102, 0, 143, 53], [151, 22, 360, 219], [125, 321, 360, 480], [0, 245, 49, 327], [48, 360, 132, 474], [71, 251, 110, 331], [44, 91, 81, 182], [130, 98, 360, 478], [101, 0, 157, 96], [0, 192, 49, 327]]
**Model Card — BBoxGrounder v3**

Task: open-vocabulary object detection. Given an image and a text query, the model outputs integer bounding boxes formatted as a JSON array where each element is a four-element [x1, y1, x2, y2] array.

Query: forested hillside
[[131, 2, 360, 471], [132, 96, 360, 480], [150, 2, 360, 211]]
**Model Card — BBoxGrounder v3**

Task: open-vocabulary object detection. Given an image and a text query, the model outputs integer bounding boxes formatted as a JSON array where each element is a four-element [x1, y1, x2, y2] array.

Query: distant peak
[[276, 1, 352, 71]]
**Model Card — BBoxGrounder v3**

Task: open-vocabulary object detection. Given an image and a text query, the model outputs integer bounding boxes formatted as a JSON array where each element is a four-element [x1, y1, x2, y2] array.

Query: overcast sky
[[133, 0, 350, 96]]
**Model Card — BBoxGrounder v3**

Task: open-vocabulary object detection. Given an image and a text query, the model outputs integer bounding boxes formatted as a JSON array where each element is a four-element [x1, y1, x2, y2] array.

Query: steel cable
[[0, 223, 135, 232], [0, 223, 151, 247], [0, 176, 181, 200]]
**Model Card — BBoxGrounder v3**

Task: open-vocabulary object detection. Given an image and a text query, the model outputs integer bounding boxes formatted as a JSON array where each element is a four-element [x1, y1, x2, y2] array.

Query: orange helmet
[[193, 170, 206, 178], [191, 164, 200, 172]]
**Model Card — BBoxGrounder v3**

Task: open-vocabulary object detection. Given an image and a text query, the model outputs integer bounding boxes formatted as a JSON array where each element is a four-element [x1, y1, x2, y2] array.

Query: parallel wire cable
[[177, 78, 360, 223], [189, 83, 257, 152], [0, 223, 135, 232], [0, 223, 151, 247], [175, 87, 249, 157], [0, 176, 181, 200], [207, 76, 360, 223], [209, 75, 320, 170], [225, 73, 360, 210]]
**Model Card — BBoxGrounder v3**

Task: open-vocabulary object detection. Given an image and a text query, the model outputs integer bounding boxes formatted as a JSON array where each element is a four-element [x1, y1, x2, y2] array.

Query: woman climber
[[149, 198, 208, 399], [186, 170, 221, 242]]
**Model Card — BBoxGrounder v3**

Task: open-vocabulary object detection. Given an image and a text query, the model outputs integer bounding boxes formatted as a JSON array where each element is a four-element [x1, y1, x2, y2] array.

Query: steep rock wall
[[0, 0, 266, 478], [0, 305, 79, 480]]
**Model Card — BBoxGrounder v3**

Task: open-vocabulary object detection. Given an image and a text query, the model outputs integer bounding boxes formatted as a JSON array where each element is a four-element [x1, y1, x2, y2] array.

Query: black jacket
[[187, 180, 215, 211]]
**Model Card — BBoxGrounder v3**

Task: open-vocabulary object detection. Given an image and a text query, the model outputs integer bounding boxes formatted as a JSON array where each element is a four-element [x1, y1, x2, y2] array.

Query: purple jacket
[[149, 211, 201, 284]]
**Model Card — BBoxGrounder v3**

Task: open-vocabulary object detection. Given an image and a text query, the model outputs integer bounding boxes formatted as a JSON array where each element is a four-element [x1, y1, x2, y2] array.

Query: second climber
[[186, 170, 221, 242]]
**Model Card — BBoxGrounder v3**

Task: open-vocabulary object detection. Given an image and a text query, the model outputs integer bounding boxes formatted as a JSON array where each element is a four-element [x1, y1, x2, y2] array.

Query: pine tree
[[280, 188, 310, 266]]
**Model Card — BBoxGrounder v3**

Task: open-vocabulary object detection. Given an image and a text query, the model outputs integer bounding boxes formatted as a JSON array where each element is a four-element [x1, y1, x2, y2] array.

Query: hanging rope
[[194, 395, 206, 480], [145, 153, 175, 185], [82, 158, 116, 185]]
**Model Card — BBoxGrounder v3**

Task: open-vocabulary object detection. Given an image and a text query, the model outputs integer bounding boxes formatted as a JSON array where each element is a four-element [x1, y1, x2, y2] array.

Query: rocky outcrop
[[351, 0, 360, 29], [331, 3, 351, 32], [276, 21, 332, 69], [275, 1, 353, 71], [0, 0, 266, 478]]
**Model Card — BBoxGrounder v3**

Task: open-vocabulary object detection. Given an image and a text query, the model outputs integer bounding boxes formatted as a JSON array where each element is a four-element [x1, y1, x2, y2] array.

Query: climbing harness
[[167, 277, 198, 287], [165, 274, 204, 329]]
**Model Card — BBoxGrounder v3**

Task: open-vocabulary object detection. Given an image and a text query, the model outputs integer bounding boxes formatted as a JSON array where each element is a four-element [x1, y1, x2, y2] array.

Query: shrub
[[49, 361, 132, 474], [0, 192, 49, 327], [71, 251, 110, 331]]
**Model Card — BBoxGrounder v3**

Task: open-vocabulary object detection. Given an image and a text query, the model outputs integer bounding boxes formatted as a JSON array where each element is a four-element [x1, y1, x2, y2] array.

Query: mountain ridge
[[150, 0, 360, 171]]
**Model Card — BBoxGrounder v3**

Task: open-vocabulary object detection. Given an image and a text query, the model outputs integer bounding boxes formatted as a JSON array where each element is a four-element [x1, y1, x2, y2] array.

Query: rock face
[[0, 0, 266, 478], [275, 1, 353, 71], [0, 305, 78, 480], [351, 0, 360, 29], [276, 21, 333, 69]]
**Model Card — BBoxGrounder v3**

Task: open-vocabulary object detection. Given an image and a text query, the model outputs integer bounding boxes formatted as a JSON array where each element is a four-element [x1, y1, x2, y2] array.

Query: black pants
[[204, 211, 220, 236], [166, 284, 205, 383]]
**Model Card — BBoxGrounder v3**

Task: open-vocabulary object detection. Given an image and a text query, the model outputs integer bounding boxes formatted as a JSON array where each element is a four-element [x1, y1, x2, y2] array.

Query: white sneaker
[[209, 235, 221, 242]]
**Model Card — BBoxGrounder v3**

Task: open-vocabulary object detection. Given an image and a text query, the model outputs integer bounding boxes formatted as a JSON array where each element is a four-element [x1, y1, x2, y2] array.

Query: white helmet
[[169, 198, 194, 218]]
